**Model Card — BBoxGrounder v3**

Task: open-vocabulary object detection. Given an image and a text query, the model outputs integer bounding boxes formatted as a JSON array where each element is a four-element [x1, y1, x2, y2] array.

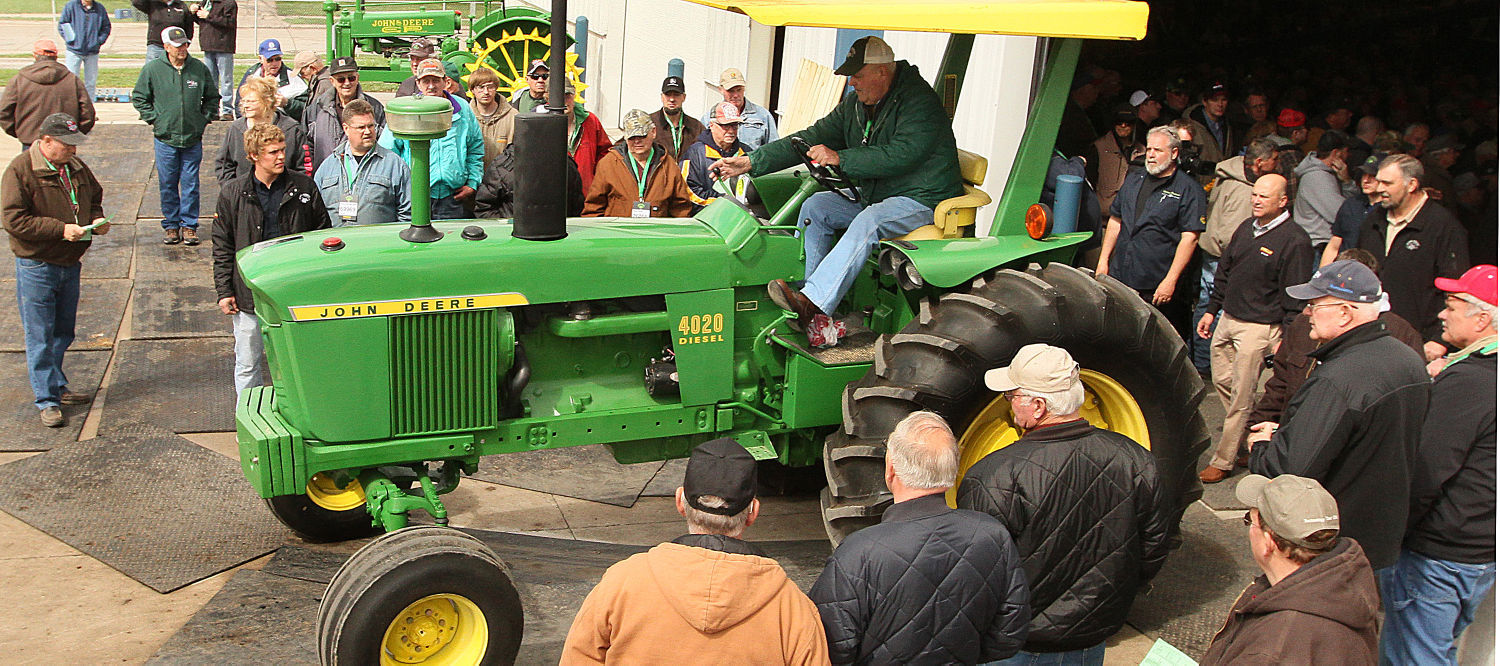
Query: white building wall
[[517, 0, 1038, 233]]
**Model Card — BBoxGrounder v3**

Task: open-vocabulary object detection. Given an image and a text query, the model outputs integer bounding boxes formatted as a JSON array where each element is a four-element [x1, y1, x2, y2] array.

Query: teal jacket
[[749, 61, 963, 209], [380, 93, 485, 198], [131, 55, 217, 148]]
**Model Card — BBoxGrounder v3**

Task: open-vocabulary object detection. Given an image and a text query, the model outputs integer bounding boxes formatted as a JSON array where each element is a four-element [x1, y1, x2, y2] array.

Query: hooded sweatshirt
[[561, 540, 829, 665], [1199, 538, 1380, 665], [0, 59, 95, 145], [1292, 152, 1344, 244], [1201, 155, 1255, 257]]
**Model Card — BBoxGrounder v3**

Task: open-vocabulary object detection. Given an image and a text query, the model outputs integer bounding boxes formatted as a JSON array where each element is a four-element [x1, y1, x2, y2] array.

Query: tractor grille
[[389, 310, 501, 436]]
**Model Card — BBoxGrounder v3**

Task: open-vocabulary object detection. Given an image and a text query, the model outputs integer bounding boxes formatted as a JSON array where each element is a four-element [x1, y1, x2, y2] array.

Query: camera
[[1176, 141, 1216, 175]]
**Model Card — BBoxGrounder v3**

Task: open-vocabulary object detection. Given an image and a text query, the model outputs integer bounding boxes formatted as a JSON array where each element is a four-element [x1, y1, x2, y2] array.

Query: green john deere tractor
[[237, 0, 1206, 662]]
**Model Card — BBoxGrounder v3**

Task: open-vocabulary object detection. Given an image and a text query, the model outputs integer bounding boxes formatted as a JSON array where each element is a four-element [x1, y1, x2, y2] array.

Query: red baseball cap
[[1277, 108, 1306, 128], [1435, 265, 1498, 306]]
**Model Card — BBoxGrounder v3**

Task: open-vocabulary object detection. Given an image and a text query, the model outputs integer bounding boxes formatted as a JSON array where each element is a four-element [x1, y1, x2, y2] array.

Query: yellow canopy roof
[[682, 0, 1149, 40]]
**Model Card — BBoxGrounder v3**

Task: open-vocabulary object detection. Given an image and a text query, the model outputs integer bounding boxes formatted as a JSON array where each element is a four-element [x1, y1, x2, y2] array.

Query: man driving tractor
[[712, 36, 963, 346]]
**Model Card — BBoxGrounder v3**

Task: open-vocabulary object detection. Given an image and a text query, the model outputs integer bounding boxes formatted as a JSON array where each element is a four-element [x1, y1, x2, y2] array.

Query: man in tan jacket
[[561, 438, 829, 665]]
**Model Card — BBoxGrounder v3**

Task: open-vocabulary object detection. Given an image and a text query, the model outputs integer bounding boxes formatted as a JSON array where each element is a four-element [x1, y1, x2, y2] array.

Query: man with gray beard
[[1096, 125, 1208, 339]]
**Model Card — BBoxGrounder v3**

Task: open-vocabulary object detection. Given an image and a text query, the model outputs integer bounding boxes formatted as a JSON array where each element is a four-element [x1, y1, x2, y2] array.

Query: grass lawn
[[0, 66, 398, 91]]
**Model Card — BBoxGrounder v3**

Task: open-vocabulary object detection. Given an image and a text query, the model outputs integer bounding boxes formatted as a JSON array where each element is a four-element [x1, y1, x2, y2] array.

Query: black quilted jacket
[[809, 494, 1031, 665], [956, 419, 1170, 653]]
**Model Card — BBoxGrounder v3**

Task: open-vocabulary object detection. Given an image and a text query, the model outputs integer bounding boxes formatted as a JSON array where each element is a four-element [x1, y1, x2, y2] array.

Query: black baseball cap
[[682, 438, 757, 516], [329, 56, 358, 75], [661, 75, 685, 94], [1286, 259, 1384, 303], [39, 113, 86, 145], [835, 35, 894, 76], [1356, 151, 1389, 176]]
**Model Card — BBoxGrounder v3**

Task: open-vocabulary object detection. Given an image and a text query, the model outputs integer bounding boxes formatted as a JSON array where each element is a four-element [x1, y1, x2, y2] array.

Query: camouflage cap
[[621, 109, 653, 139]]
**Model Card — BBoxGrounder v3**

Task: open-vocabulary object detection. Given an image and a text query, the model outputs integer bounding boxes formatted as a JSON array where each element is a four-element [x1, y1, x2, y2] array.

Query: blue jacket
[[58, 0, 111, 56], [313, 143, 412, 227], [700, 99, 778, 150], [380, 93, 484, 198]]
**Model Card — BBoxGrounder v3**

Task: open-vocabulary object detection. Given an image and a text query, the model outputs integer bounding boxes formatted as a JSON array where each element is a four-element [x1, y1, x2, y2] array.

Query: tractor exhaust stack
[[512, 0, 571, 242]]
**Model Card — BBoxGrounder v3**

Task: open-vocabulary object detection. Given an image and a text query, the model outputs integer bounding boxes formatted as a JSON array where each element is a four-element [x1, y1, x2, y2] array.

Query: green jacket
[[131, 55, 217, 148], [749, 61, 963, 209]]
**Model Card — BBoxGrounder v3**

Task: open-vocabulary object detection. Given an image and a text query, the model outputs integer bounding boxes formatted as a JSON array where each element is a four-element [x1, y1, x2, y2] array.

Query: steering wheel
[[790, 136, 861, 204]]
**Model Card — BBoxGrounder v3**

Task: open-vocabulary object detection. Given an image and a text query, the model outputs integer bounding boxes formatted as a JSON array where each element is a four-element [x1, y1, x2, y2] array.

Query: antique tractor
[[239, 0, 1201, 662]]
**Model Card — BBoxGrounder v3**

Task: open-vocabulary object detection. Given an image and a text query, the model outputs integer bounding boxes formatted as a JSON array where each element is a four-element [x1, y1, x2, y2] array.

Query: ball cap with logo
[[835, 36, 895, 76], [526, 59, 549, 76], [414, 58, 445, 80], [1236, 474, 1341, 548], [1285, 259, 1384, 303], [39, 113, 87, 146], [258, 39, 282, 59], [984, 343, 1080, 393], [682, 438, 757, 516], [718, 68, 748, 89], [661, 75, 686, 94], [620, 109, 654, 139], [1435, 264, 1498, 306], [161, 26, 190, 48], [710, 101, 745, 125], [329, 56, 359, 76]]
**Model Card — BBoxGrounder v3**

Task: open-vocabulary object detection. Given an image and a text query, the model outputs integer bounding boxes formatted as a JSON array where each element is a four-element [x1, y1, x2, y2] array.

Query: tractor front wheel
[[266, 473, 383, 543], [317, 525, 524, 666], [822, 262, 1210, 545]]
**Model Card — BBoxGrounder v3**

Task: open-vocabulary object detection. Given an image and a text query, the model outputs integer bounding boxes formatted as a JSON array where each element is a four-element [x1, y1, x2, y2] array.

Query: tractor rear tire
[[267, 473, 382, 543], [821, 262, 1211, 546], [317, 525, 524, 666]]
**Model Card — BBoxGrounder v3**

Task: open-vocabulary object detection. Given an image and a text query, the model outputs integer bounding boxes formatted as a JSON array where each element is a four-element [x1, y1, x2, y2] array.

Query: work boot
[[60, 389, 93, 405], [767, 279, 824, 332], [1235, 452, 1250, 468], [164, 228, 181, 245], [1198, 465, 1227, 484], [40, 406, 64, 428], [182, 228, 201, 246]]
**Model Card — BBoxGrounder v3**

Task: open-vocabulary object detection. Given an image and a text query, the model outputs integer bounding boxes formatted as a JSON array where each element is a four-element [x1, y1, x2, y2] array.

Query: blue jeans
[[15, 258, 81, 410], [1379, 549, 1496, 665], [430, 195, 467, 221], [203, 51, 235, 116], [986, 642, 1105, 666], [1191, 257, 1217, 372], [154, 139, 202, 229], [232, 311, 266, 395], [64, 51, 99, 101], [797, 191, 932, 314], [146, 43, 165, 62]]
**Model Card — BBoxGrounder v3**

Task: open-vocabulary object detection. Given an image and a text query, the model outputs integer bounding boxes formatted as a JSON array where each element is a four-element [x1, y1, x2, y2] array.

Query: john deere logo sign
[[288, 292, 529, 321], [371, 18, 438, 33]]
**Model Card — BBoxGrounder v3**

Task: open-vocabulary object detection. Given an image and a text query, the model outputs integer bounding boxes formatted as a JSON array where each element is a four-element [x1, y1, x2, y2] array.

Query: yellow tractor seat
[[893, 149, 991, 241]]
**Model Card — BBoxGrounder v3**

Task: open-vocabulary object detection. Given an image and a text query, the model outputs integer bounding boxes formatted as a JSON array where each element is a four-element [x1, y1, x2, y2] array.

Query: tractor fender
[[879, 232, 1092, 289]]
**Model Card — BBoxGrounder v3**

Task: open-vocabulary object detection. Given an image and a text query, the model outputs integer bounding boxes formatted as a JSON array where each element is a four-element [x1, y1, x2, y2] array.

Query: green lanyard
[[862, 119, 874, 146], [667, 114, 684, 155], [626, 148, 653, 200], [340, 149, 372, 192], [43, 156, 79, 223]]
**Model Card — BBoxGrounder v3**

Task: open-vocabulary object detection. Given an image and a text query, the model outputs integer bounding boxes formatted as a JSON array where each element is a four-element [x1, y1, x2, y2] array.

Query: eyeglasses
[[473, 83, 498, 91], [1002, 390, 1033, 403], [1303, 302, 1350, 314]]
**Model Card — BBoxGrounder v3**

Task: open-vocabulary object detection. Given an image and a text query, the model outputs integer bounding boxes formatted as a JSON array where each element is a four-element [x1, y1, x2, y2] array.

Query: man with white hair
[[561, 438, 827, 664], [1380, 265, 1497, 664], [1248, 259, 1431, 575], [958, 345, 1169, 664], [810, 411, 1031, 665], [1095, 125, 1208, 341]]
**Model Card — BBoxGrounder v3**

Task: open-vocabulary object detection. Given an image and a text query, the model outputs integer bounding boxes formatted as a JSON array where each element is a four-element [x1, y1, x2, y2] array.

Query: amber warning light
[[1025, 204, 1053, 240]]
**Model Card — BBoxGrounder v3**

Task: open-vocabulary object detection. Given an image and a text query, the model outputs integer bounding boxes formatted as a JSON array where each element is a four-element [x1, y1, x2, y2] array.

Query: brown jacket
[[1199, 538, 1380, 665], [1247, 311, 1425, 426], [472, 101, 516, 168], [1, 147, 104, 266], [561, 541, 829, 665], [582, 146, 694, 218], [1089, 132, 1136, 224], [0, 59, 96, 145], [651, 108, 705, 162]]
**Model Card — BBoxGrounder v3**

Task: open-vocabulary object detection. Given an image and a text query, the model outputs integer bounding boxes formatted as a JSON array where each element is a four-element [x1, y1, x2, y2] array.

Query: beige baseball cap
[[1236, 474, 1340, 548], [719, 68, 748, 89], [621, 109, 654, 139], [983, 344, 1079, 393]]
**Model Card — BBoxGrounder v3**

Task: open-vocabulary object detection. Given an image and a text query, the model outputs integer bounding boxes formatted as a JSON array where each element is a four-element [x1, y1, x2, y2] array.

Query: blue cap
[[1286, 260, 1384, 303], [258, 39, 282, 59]]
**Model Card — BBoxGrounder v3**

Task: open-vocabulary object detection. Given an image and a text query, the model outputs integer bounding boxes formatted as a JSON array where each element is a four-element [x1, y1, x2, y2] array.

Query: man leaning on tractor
[[712, 36, 963, 347]]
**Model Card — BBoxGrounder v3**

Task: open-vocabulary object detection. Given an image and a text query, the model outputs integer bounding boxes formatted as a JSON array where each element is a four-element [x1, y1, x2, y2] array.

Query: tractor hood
[[239, 213, 802, 325]]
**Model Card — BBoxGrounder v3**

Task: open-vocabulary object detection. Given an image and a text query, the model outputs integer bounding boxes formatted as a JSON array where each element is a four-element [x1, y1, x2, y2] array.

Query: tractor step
[[770, 315, 880, 366]]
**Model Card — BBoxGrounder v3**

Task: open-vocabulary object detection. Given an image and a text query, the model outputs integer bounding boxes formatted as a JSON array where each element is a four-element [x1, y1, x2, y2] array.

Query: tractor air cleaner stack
[[511, 0, 572, 242], [385, 95, 453, 243]]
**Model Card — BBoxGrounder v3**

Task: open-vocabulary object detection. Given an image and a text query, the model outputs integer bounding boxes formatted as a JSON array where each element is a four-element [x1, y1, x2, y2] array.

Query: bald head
[[1250, 173, 1289, 220], [32, 39, 58, 60]]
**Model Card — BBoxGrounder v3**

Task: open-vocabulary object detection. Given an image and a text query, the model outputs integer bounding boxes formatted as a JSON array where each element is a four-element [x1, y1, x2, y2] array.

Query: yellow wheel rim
[[305, 473, 366, 512], [380, 594, 489, 666], [947, 369, 1150, 505]]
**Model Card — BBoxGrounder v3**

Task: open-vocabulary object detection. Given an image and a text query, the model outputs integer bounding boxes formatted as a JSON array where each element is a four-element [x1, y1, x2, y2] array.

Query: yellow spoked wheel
[[381, 594, 489, 665], [467, 28, 588, 103], [947, 369, 1150, 505], [319, 526, 524, 666], [307, 473, 367, 512]]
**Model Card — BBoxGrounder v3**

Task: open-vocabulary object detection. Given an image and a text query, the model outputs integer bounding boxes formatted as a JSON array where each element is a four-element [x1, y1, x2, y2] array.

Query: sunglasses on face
[[529, 73, 549, 80], [266, 56, 282, 63], [333, 74, 358, 83]]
